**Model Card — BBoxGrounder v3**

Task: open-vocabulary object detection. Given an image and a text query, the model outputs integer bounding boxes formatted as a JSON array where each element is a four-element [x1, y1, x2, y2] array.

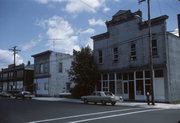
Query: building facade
[[91, 10, 180, 102], [0, 62, 34, 93], [32, 50, 73, 96]]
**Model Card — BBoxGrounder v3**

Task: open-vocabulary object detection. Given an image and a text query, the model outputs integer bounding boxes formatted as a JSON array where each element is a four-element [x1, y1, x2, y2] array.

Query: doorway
[[129, 81, 135, 100]]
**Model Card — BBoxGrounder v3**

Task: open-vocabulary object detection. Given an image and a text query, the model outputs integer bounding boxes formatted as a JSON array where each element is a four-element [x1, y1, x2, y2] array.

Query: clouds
[[171, 28, 179, 36], [37, 16, 80, 53], [34, 0, 112, 14], [32, 0, 111, 53], [103, 7, 110, 12], [35, 0, 65, 4], [21, 35, 43, 51], [88, 18, 105, 26], [65, 0, 104, 13], [0, 49, 23, 69], [80, 28, 95, 34]]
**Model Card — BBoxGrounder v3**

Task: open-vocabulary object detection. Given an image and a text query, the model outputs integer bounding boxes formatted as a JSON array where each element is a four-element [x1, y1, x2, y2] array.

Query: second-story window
[[152, 39, 158, 56], [113, 47, 118, 62], [59, 62, 63, 73], [44, 63, 48, 73], [40, 64, 44, 73], [98, 50, 103, 64], [130, 42, 136, 61], [35, 65, 39, 74]]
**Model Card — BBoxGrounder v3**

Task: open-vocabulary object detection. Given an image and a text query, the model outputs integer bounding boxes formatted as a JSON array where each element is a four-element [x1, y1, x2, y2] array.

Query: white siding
[[35, 78, 49, 95]]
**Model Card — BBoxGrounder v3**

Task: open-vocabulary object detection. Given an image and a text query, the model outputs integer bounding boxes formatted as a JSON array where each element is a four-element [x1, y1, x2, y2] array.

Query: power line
[[79, 0, 111, 18], [157, 0, 162, 15]]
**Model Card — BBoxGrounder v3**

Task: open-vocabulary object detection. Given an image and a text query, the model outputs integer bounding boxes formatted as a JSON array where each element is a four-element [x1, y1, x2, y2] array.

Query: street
[[0, 98, 180, 123]]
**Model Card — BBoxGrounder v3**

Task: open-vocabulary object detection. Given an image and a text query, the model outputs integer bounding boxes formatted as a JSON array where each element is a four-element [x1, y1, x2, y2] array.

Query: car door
[[87, 92, 96, 102], [96, 92, 103, 102]]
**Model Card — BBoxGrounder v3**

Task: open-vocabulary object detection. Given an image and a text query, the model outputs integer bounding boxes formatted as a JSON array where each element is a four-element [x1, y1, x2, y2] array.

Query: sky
[[0, 0, 180, 69]]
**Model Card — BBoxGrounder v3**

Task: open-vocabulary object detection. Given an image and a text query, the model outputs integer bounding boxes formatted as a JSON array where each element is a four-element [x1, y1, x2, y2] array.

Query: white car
[[81, 91, 123, 106]]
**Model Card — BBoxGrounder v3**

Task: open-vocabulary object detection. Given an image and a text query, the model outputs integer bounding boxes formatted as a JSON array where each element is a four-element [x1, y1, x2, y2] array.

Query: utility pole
[[138, 0, 155, 105], [9, 46, 21, 91], [147, 0, 155, 105]]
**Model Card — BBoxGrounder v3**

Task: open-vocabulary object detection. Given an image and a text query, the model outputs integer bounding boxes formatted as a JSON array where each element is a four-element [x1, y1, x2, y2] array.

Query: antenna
[[47, 39, 64, 51]]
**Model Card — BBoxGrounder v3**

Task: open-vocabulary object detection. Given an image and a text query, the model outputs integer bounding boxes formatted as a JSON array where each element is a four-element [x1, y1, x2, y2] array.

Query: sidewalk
[[33, 97, 180, 109]]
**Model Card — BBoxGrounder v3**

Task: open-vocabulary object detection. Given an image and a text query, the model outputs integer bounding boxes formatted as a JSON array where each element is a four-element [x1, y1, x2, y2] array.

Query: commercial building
[[0, 62, 34, 93], [91, 10, 180, 102], [32, 50, 73, 96]]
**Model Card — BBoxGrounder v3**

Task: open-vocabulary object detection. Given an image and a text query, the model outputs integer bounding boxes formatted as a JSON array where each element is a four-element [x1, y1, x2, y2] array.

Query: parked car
[[59, 91, 71, 98], [0, 92, 11, 98], [81, 91, 123, 106], [14, 91, 35, 99]]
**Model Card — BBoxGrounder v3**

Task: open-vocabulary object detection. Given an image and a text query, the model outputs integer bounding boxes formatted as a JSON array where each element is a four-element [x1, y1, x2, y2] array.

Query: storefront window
[[136, 80, 144, 95], [129, 72, 134, 80], [145, 71, 150, 78], [109, 73, 115, 80], [109, 81, 115, 94], [103, 81, 108, 87], [116, 73, 122, 80], [103, 81, 108, 92], [123, 73, 128, 80], [136, 71, 143, 78], [116, 81, 122, 94], [103, 74, 107, 80]]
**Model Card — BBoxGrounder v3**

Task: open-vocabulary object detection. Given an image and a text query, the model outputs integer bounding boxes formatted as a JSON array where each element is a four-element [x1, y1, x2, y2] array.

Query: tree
[[69, 46, 99, 98]]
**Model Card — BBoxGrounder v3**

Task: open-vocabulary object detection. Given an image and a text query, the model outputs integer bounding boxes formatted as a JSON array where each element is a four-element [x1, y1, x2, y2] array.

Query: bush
[[70, 85, 93, 99]]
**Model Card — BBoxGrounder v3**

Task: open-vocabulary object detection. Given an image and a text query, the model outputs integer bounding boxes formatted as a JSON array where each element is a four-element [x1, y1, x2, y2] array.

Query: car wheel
[[84, 99, 88, 104], [111, 102, 116, 106], [94, 102, 97, 105], [101, 100, 106, 105]]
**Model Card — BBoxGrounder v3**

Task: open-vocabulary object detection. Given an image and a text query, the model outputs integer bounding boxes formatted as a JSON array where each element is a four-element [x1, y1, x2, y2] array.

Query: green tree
[[69, 46, 99, 98]]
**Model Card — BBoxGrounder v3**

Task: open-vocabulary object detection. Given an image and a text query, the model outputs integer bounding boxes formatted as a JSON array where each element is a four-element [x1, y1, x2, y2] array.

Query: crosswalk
[[29, 107, 165, 123]]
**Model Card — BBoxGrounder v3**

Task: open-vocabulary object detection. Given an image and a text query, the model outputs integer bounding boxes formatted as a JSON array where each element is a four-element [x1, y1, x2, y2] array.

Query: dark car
[[0, 92, 11, 98], [15, 91, 35, 99]]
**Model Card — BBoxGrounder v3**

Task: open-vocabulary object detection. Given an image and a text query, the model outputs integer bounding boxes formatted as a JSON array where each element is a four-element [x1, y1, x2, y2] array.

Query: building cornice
[[31, 50, 52, 58], [139, 15, 168, 29], [91, 32, 109, 41]]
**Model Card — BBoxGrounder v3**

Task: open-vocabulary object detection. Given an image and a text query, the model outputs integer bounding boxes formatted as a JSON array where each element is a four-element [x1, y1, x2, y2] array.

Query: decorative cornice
[[139, 15, 169, 29], [91, 32, 109, 41], [31, 50, 52, 58]]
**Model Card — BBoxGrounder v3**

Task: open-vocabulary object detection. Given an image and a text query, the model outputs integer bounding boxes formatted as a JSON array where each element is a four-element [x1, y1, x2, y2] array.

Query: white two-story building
[[32, 50, 73, 96]]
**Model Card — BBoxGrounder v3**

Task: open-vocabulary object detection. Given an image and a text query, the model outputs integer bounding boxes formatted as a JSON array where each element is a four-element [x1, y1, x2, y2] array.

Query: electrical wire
[[157, 0, 162, 15]]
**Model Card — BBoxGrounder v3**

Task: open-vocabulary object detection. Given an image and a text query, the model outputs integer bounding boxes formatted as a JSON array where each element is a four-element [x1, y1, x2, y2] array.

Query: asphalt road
[[0, 98, 180, 123]]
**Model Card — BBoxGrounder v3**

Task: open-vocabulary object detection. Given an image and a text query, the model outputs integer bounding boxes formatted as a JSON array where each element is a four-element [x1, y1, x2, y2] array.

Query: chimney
[[27, 61, 30, 66], [178, 14, 180, 37]]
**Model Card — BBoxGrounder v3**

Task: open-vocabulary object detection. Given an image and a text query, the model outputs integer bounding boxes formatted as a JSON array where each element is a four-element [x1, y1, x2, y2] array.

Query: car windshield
[[104, 92, 114, 96], [22, 91, 30, 94]]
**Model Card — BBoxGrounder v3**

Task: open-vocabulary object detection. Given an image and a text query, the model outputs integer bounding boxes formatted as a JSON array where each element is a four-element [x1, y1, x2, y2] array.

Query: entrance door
[[129, 81, 135, 100], [109, 81, 115, 94]]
